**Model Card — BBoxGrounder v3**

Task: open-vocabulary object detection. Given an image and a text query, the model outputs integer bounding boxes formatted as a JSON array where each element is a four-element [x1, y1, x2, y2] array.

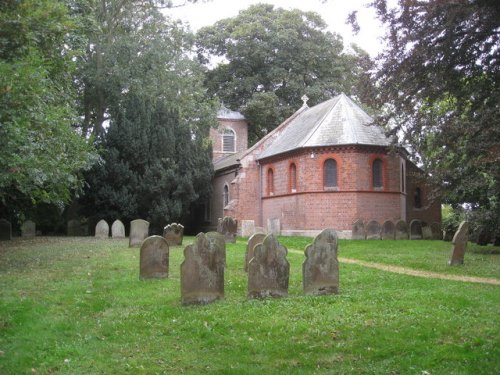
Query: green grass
[[0, 236, 499, 374]]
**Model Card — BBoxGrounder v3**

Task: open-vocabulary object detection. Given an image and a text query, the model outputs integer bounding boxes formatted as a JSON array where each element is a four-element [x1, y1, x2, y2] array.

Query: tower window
[[222, 129, 235, 152]]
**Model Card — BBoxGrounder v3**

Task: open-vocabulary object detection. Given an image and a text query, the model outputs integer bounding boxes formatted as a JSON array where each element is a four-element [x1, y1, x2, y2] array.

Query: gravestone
[[111, 220, 125, 238], [352, 219, 365, 240], [129, 219, 150, 247], [248, 234, 289, 299], [409, 219, 423, 240], [21, 220, 36, 238], [180, 232, 226, 305], [395, 220, 408, 240], [241, 220, 256, 237], [448, 221, 469, 266], [303, 229, 339, 296], [95, 219, 109, 239], [0, 219, 12, 240], [267, 218, 281, 236], [218, 216, 238, 243], [431, 222, 442, 240], [366, 220, 381, 240], [255, 227, 266, 234], [381, 220, 395, 240], [140, 236, 169, 279], [163, 223, 184, 246], [244, 233, 266, 272], [422, 222, 433, 240]]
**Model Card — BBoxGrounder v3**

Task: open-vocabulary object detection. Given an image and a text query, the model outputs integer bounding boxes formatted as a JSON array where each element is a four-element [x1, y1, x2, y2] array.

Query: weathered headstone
[[409, 219, 423, 240], [422, 222, 433, 240], [248, 234, 289, 299], [255, 226, 266, 234], [244, 233, 266, 272], [21, 220, 36, 238], [303, 229, 339, 296], [218, 216, 238, 243], [111, 219, 125, 238], [129, 219, 150, 247], [395, 220, 408, 240], [381, 220, 395, 240], [180, 232, 226, 305], [140, 236, 169, 279], [163, 223, 184, 246], [267, 218, 281, 236], [366, 220, 381, 240], [448, 221, 469, 266], [352, 219, 365, 240], [0, 219, 12, 240], [431, 222, 442, 240], [95, 219, 109, 239], [241, 220, 256, 237]]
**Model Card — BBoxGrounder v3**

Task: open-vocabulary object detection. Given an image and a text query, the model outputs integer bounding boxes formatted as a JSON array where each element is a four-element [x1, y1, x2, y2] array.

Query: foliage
[[0, 0, 96, 223], [81, 94, 213, 233], [441, 204, 466, 238], [195, 4, 375, 144], [365, 0, 500, 240], [0, 237, 499, 374]]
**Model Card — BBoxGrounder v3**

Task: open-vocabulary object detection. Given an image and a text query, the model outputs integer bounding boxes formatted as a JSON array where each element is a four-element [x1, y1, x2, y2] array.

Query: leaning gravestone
[[248, 234, 289, 299], [366, 220, 381, 240], [163, 223, 184, 246], [241, 220, 256, 237], [448, 221, 469, 266], [140, 236, 169, 280], [395, 220, 409, 240], [95, 219, 109, 239], [218, 216, 238, 243], [0, 219, 12, 240], [129, 219, 150, 247], [21, 220, 36, 238], [381, 220, 395, 240], [352, 219, 365, 240], [111, 219, 125, 238], [431, 222, 442, 240], [244, 233, 266, 272], [180, 232, 226, 305], [267, 218, 281, 236], [422, 222, 433, 240], [303, 229, 339, 296], [409, 219, 423, 240]]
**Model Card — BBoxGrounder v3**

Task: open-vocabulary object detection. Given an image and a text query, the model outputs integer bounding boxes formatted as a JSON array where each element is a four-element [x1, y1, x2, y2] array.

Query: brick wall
[[211, 118, 248, 161], [405, 161, 441, 224]]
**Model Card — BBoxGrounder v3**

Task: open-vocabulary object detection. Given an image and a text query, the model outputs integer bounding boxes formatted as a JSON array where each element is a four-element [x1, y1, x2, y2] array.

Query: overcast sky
[[166, 0, 388, 57]]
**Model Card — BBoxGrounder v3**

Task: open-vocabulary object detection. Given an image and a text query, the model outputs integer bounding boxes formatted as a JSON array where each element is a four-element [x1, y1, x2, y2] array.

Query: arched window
[[414, 187, 422, 208], [324, 159, 337, 188], [223, 185, 229, 207], [267, 168, 274, 196], [372, 159, 383, 188], [222, 129, 235, 153], [401, 163, 405, 193], [289, 163, 297, 192]]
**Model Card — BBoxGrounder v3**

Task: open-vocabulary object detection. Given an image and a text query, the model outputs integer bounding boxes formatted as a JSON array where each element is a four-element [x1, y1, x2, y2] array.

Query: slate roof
[[213, 151, 244, 172], [217, 105, 245, 120], [258, 93, 390, 160]]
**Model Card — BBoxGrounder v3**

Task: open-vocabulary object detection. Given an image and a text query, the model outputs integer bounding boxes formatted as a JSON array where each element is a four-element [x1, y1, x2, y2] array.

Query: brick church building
[[204, 93, 440, 238]]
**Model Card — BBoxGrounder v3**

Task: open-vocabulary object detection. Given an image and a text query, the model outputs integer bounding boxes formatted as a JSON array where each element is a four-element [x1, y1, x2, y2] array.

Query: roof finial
[[301, 94, 309, 107]]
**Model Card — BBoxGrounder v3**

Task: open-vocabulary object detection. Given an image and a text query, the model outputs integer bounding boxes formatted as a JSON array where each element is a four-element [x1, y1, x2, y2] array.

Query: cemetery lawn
[[0, 237, 499, 374]]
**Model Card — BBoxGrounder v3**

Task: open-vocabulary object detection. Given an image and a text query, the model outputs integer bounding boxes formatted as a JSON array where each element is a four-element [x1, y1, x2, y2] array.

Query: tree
[[0, 0, 96, 223], [195, 4, 374, 144], [366, 0, 500, 241]]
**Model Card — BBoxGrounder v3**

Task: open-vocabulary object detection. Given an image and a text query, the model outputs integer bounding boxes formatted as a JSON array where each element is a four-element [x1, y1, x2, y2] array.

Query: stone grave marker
[[267, 218, 281, 236], [241, 220, 256, 237], [255, 227, 266, 234], [129, 219, 150, 247], [163, 223, 184, 246], [140, 236, 169, 279], [381, 220, 395, 240], [366, 220, 381, 240], [95, 219, 109, 239], [395, 220, 408, 240], [422, 222, 433, 240], [448, 221, 469, 266], [303, 228, 339, 296], [0, 219, 12, 240], [248, 234, 289, 299], [431, 222, 442, 240], [180, 232, 226, 305], [111, 220, 125, 238], [244, 233, 266, 272], [409, 219, 423, 240], [352, 219, 365, 240], [218, 216, 238, 243], [21, 220, 36, 238]]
